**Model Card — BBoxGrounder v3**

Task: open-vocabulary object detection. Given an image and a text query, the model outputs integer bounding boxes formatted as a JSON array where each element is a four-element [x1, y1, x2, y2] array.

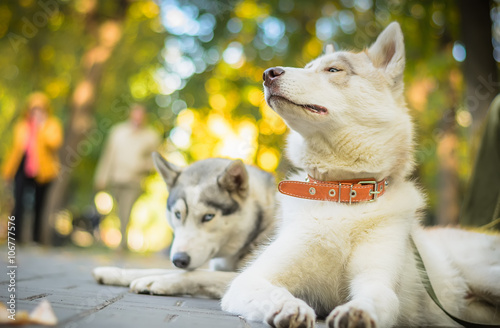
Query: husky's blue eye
[[174, 211, 181, 220], [202, 214, 215, 222], [328, 67, 340, 72]]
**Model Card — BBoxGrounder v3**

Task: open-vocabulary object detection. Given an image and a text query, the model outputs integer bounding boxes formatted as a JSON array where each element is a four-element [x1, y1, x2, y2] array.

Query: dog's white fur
[[222, 22, 500, 328]]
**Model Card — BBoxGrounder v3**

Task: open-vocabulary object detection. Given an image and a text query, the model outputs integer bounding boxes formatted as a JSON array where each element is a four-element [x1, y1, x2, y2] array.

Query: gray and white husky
[[222, 22, 500, 327], [93, 152, 276, 298]]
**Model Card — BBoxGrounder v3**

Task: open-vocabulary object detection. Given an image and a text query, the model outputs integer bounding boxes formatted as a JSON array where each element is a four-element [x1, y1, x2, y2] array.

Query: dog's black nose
[[172, 252, 191, 269], [263, 67, 285, 86]]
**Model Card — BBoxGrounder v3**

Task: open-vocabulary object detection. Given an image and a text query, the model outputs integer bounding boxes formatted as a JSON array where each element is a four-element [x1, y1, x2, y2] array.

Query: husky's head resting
[[263, 22, 413, 182], [153, 152, 249, 270]]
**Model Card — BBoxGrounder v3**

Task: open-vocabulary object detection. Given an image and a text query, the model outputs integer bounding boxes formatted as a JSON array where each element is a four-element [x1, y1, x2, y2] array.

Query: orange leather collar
[[278, 175, 388, 203]]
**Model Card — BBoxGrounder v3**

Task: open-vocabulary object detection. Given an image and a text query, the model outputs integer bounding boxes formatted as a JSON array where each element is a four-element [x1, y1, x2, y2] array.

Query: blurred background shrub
[[0, 0, 498, 251]]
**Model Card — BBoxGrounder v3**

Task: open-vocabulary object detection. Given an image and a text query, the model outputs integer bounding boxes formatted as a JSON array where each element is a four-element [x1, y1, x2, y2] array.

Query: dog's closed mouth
[[303, 104, 328, 114], [270, 95, 328, 115]]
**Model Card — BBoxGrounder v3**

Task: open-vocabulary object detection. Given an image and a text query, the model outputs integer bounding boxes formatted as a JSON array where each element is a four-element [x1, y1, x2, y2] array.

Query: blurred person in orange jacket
[[2, 92, 63, 243]]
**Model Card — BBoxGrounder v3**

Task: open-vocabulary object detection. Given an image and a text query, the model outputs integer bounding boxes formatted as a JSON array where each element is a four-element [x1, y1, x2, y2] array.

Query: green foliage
[[1, 0, 498, 244]]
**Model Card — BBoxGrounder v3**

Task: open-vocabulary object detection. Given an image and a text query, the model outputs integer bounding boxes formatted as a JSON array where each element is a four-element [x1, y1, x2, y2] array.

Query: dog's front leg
[[130, 270, 237, 299], [222, 272, 316, 328], [92, 267, 175, 286], [326, 227, 407, 328]]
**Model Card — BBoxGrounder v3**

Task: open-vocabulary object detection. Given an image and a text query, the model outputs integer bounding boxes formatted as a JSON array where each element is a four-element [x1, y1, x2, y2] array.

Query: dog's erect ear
[[367, 22, 405, 84], [325, 44, 335, 54], [218, 159, 249, 197], [152, 152, 181, 190]]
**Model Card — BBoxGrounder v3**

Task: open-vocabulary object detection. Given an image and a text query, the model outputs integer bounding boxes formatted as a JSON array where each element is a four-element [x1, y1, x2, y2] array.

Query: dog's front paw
[[130, 275, 183, 295], [130, 275, 163, 294], [266, 299, 316, 328], [92, 266, 126, 286], [326, 304, 376, 328]]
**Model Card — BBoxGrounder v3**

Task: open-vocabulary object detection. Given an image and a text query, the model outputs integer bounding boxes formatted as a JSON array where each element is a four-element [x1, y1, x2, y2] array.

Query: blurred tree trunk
[[436, 0, 498, 227], [437, 109, 460, 225], [41, 2, 129, 245], [458, 0, 498, 137], [460, 95, 500, 229], [455, 0, 499, 228]]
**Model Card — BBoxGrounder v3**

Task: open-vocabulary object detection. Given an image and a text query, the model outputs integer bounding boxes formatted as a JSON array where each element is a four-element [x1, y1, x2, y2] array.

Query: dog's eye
[[174, 211, 181, 220], [328, 67, 341, 73], [202, 214, 215, 222]]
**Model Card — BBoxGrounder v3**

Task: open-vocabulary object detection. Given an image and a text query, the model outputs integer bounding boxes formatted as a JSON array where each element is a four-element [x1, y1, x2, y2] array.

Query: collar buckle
[[359, 180, 380, 202]]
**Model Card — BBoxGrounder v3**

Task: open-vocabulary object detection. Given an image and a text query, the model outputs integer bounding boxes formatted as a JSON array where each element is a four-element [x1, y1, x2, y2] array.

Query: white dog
[[222, 22, 500, 328]]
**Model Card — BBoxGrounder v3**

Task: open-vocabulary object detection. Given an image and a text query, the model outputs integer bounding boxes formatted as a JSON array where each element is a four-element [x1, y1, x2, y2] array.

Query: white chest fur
[[262, 179, 425, 315]]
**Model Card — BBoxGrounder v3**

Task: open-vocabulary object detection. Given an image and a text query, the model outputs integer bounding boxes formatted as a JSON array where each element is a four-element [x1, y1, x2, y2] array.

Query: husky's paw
[[130, 275, 183, 295], [92, 266, 127, 286], [265, 299, 316, 328], [326, 304, 376, 328]]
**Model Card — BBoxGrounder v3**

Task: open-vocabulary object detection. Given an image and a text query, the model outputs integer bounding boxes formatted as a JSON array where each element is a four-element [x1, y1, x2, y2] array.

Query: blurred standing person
[[94, 104, 161, 250], [2, 92, 63, 243]]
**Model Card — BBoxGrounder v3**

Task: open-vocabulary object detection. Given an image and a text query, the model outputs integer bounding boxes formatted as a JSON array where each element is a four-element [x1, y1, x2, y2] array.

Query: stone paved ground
[[0, 246, 328, 328]]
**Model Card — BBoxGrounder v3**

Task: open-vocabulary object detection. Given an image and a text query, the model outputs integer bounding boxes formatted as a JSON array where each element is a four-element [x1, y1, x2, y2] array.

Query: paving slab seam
[[56, 292, 127, 326], [20, 293, 52, 301]]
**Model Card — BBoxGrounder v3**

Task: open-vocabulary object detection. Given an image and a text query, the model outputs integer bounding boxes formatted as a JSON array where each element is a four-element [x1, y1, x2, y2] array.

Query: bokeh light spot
[[456, 110, 472, 127], [258, 148, 279, 171], [209, 94, 227, 110], [54, 210, 73, 236], [452, 41, 466, 62], [95, 191, 114, 215]]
